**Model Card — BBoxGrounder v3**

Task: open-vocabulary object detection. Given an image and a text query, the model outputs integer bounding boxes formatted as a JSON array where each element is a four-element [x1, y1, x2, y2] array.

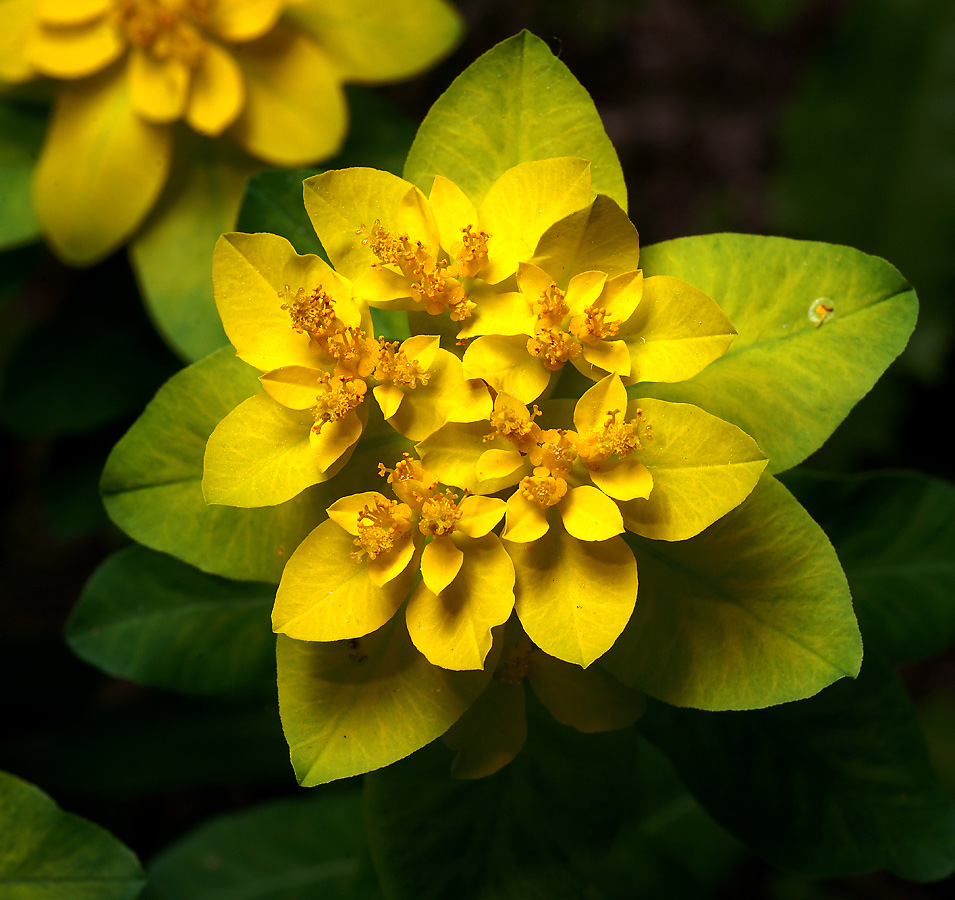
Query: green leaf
[[637, 234, 917, 473], [131, 131, 260, 363], [602, 475, 861, 710], [100, 347, 327, 583], [782, 469, 955, 665], [236, 166, 323, 257], [363, 695, 638, 900], [66, 546, 275, 697], [142, 790, 377, 900], [0, 770, 145, 900], [277, 616, 493, 786], [0, 99, 43, 249], [641, 657, 955, 881], [403, 31, 626, 210]]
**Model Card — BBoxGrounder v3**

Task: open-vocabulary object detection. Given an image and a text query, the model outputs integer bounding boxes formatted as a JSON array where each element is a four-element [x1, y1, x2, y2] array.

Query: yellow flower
[[202, 230, 490, 508], [0, 0, 462, 263]]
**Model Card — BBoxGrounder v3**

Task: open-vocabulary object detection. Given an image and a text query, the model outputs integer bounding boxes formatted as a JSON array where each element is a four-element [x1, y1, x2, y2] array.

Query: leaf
[[403, 31, 626, 210], [782, 469, 955, 665], [602, 475, 861, 711], [131, 130, 260, 362], [0, 770, 145, 900], [363, 694, 638, 900], [0, 99, 43, 249], [641, 657, 955, 881], [141, 790, 378, 900], [66, 545, 275, 697], [277, 617, 492, 785], [100, 347, 327, 583], [637, 234, 917, 473]]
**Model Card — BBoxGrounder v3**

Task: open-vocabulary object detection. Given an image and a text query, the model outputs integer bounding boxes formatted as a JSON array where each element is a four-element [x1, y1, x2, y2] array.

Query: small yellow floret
[[485, 403, 542, 453], [113, 0, 210, 66], [527, 327, 582, 371], [324, 327, 380, 378], [378, 453, 436, 507], [520, 472, 567, 508], [281, 285, 340, 342], [529, 282, 570, 327], [569, 305, 620, 343], [418, 489, 463, 538], [312, 374, 367, 432], [575, 408, 651, 465], [529, 430, 578, 479], [449, 225, 490, 278], [351, 497, 413, 562], [374, 339, 431, 389]]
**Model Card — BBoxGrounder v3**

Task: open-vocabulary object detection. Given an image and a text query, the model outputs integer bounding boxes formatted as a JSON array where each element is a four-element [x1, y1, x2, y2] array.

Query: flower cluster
[[206, 157, 767, 775]]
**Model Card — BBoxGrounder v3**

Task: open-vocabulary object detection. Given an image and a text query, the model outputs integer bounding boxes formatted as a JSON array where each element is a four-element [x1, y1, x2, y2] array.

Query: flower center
[[374, 340, 430, 388], [569, 305, 620, 343], [484, 403, 542, 453], [526, 326, 582, 371], [519, 472, 567, 508], [575, 408, 651, 465], [112, 0, 213, 65], [311, 374, 367, 432], [448, 225, 490, 279], [378, 454, 435, 507], [529, 281, 569, 327], [529, 429, 578, 478], [351, 498, 413, 562], [418, 489, 463, 538]]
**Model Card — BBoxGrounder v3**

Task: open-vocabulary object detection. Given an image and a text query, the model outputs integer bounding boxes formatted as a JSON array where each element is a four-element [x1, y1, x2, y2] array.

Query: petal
[[463, 335, 551, 403], [213, 231, 347, 371], [531, 194, 641, 286], [416, 421, 522, 496], [285, 0, 461, 82], [620, 275, 737, 384], [33, 66, 173, 264], [443, 678, 526, 779], [456, 495, 507, 538], [577, 339, 632, 378], [28, 16, 124, 78], [229, 22, 346, 165], [528, 653, 645, 733], [0, 0, 39, 83], [259, 365, 327, 409], [619, 398, 768, 541], [399, 334, 440, 370], [456, 289, 536, 340], [202, 393, 323, 507], [564, 270, 607, 315], [309, 407, 364, 473], [600, 270, 644, 323], [573, 373, 628, 434], [397, 184, 440, 256], [38, 0, 109, 24], [303, 167, 416, 281], [272, 519, 415, 641], [406, 534, 515, 670], [326, 491, 388, 535], [429, 174, 480, 255], [420, 535, 465, 595], [501, 490, 550, 543], [373, 383, 404, 420], [129, 48, 189, 122], [588, 458, 653, 502], [207, 0, 283, 42], [516, 261, 557, 303], [508, 524, 637, 667], [479, 158, 593, 283], [475, 448, 525, 483], [558, 485, 624, 541], [186, 39, 245, 135], [367, 530, 416, 587]]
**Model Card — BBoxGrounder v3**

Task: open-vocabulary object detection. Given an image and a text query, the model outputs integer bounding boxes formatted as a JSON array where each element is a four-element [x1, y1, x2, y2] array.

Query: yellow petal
[[564, 270, 607, 315], [373, 383, 404, 420], [576, 339, 632, 378], [208, 0, 283, 42], [0, 0, 39, 82], [33, 66, 173, 264], [28, 16, 123, 78], [619, 398, 768, 541], [456, 495, 507, 538], [229, 22, 346, 165], [420, 535, 465, 595], [397, 184, 440, 256], [399, 334, 439, 370], [573, 374, 628, 434], [326, 491, 388, 536], [38, 0, 109, 24], [501, 490, 550, 543], [367, 530, 416, 587], [516, 261, 557, 303], [600, 270, 644, 323], [479, 158, 592, 283], [303, 167, 415, 281], [259, 365, 326, 409], [186, 39, 245, 135], [444, 678, 526, 779], [202, 393, 321, 507], [416, 421, 522, 496], [558, 485, 624, 541], [284, 0, 462, 82], [406, 534, 514, 670], [129, 48, 189, 122], [588, 459, 653, 502], [429, 174, 480, 255], [213, 231, 346, 371], [476, 448, 525, 483], [529, 653, 645, 733], [272, 519, 415, 641], [463, 335, 551, 403], [456, 288, 536, 340], [309, 407, 364, 473]]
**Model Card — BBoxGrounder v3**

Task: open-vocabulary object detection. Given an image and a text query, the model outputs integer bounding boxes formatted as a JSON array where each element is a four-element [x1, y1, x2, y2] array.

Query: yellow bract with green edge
[[195, 155, 773, 779], [0, 0, 462, 264]]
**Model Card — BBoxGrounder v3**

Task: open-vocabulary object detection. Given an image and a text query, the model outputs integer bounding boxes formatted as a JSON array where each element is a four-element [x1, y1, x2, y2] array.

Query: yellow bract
[[2, 0, 462, 263]]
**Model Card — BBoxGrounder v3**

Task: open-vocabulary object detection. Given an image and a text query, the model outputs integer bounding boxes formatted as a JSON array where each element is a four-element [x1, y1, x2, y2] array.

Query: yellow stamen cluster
[[519, 472, 567, 508], [324, 327, 380, 379], [351, 497, 413, 562], [374, 339, 430, 388], [530, 282, 570, 327], [379, 453, 434, 506], [570, 305, 620, 343], [493, 638, 537, 685], [575, 408, 651, 465], [312, 375, 367, 432], [527, 326, 582, 371], [529, 429, 578, 479], [280, 285, 342, 345], [113, 0, 212, 65], [484, 403, 542, 454], [448, 225, 490, 278], [419, 489, 463, 537]]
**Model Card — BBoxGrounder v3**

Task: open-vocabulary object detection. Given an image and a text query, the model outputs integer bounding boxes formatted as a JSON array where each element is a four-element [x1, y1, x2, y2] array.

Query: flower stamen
[[351, 497, 413, 562]]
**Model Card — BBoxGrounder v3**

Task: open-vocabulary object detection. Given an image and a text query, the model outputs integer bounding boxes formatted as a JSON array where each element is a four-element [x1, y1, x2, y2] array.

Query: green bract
[[98, 32, 916, 799]]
